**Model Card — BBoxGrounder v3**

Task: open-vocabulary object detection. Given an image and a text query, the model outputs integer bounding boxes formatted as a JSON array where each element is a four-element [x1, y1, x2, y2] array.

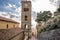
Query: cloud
[[15, 6, 21, 20], [15, 6, 21, 14], [8, 4, 13, 8], [49, 0, 59, 7], [32, 0, 57, 13], [2, 3, 21, 22], [32, 11, 37, 19], [32, 18, 37, 28], [0, 12, 10, 18], [3, 3, 20, 19], [8, 4, 16, 8], [3, 3, 17, 14]]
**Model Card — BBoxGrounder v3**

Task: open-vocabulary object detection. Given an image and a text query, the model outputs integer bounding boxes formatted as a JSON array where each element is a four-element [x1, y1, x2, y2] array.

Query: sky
[[50, 0, 60, 7], [0, 0, 58, 28]]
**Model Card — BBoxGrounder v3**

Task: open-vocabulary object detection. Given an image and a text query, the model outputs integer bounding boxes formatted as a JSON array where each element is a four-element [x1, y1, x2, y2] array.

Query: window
[[7, 24, 8, 28], [25, 16, 27, 18], [24, 8, 29, 11], [24, 24, 26, 29], [25, 16, 28, 21], [13, 25, 15, 28]]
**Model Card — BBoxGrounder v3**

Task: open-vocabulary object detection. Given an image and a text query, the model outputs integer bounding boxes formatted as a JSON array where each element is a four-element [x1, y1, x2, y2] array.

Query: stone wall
[[37, 29, 60, 40], [10, 32, 23, 40], [0, 21, 19, 29], [0, 28, 24, 40]]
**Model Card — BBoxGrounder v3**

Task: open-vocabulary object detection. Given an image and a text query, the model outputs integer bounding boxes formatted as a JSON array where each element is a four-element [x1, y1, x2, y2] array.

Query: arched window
[[24, 24, 26, 29], [24, 8, 29, 12], [7, 24, 8, 28], [24, 24, 28, 29], [25, 16, 28, 21], [13, 25, 15, 28]]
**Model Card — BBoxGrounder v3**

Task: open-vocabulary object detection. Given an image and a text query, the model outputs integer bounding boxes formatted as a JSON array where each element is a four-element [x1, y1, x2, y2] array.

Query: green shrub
[[40, 15, 60, 33]]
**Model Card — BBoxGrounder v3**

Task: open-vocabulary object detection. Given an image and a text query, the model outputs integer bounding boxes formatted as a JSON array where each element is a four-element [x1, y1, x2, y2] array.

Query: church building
[[0, 16, 20, 29]]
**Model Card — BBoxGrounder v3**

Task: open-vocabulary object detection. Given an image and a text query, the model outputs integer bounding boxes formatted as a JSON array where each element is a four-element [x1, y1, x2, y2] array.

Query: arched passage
[[7, 24, 8, 28], [24, 24, 28, 29]]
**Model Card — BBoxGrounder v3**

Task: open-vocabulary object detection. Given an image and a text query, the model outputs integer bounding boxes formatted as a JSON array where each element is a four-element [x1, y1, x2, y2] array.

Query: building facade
[[21, 0, 31, 31], [0, 16, 20, 29], [21, 0, 32, 39]]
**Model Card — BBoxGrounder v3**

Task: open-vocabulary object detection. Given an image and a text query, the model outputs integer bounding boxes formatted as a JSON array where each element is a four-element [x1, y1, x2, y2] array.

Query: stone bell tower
[[21, 0, 31, 31]]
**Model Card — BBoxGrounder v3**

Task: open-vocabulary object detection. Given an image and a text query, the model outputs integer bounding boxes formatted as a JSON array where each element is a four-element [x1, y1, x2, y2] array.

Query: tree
[[35, 11, 52, 23], [57, 7, 60, 12], [54, 7, 60, 16], [43, 15, 60, 31]]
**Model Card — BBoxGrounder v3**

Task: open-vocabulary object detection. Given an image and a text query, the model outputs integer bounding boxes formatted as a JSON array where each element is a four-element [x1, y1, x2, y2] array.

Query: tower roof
[[21, 0, 31, 3]]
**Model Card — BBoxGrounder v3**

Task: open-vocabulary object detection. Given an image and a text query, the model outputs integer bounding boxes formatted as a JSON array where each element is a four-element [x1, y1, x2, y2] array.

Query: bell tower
[[21, 0, 31, 31]]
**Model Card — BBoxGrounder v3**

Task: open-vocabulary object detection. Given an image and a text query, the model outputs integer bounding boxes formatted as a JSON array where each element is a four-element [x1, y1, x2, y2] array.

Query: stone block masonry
[[0, 28, 24, 40], [37, 29, 60, 40]]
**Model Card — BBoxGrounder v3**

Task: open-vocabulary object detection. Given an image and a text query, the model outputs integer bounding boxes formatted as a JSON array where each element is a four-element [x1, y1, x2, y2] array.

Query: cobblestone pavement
[[29, 36, 38, 40]]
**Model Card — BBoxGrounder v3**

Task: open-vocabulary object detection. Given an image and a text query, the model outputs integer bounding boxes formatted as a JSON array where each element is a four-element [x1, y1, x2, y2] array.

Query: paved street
[[29, 36, 38, 40]]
